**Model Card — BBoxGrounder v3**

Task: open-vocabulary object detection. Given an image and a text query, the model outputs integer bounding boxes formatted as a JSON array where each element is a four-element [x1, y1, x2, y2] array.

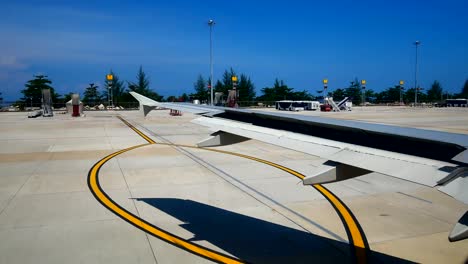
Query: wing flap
[[193, 116, 455, 187]]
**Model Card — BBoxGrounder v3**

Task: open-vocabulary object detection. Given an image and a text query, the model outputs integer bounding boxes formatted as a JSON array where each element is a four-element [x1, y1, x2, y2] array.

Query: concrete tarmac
[[0, 107, 467, 263]]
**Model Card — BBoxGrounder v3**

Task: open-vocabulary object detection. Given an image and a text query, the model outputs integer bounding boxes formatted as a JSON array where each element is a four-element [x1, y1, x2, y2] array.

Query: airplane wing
[[130, 92, 468, 242]]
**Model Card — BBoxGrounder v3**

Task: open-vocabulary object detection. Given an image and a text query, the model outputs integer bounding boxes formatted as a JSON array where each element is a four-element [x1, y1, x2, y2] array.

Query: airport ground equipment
[[41, 89, 53, 117], [169, 109, 182, 116], [337, 97, 351, 111], [325, 97, 341, 112], [214, 92, 223, 106], [67, 94, 83, 117], [320, 104, 332, 111], [130, 91, 468, 241], [433, 99, 467, 107], [275, 100, 320, 111], [226, 90, 238, 108], [276, 100, 293, 110], [27, 110, 42, 118]]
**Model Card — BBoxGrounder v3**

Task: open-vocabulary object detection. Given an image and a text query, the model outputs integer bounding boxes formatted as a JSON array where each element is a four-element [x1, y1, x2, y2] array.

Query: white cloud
[[0, 56, 28, 70]]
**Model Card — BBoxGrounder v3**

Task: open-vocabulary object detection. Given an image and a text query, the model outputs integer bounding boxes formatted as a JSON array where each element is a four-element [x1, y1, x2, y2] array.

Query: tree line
[[17, 66, 163, 108], [329, 79, 468, 105], [191, 68, 256, 104], [193, 68, 468, 106], [17, 66, 468, 108]]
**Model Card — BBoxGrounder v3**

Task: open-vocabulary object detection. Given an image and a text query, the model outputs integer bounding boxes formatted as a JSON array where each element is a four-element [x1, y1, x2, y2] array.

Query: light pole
[[399, 80, 405, 105], [208, 19, 215, 106], [361, 80, 366, 106], [414, 40, 421, 105], [106, 74, 113, 108], [323, 79, 328, 98]]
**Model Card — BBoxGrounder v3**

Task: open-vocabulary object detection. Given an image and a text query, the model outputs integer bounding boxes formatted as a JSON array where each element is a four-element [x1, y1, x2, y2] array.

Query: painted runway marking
[[116, 116, 156, 144], [87, 116, 369, 263], [88, 144, 245, 264]]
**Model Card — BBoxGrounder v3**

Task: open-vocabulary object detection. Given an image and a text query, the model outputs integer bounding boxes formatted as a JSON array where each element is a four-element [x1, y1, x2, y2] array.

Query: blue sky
[[1, 0, 467, 101]]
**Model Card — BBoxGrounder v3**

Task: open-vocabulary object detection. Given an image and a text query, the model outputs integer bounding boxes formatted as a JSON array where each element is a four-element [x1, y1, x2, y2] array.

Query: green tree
[[404, 88, 427, 103], [315, 90, 324, 100], [344, 78, 362, 105], [221, 68, 236, 94], [21, 75, 59, 107], [290, 90, 314, 100], [237, 74, 256, 102], [364, 89, 376, 103], [178, 93, 189, 102], [257, 79, 294, 102], [191, 74, 208, 102], [331, 88, 345, 101], [427, 80, 443, 102], [213, 68, 237, 95], [62, 92, 73, 103], [83, 83, 100, 105], [166, 95, 176, 102], [127, 66, 163, 101], [459, 79, 468, 98], [376, 86, 401, 103], [214, 80, 224, 93]]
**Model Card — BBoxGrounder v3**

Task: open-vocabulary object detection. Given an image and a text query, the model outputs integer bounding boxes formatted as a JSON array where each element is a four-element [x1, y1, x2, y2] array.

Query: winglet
[[129, 91, 160, 117]]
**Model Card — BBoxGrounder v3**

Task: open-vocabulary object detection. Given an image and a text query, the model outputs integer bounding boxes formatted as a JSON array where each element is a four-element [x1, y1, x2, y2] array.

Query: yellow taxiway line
[[87, 116, 369, 264]]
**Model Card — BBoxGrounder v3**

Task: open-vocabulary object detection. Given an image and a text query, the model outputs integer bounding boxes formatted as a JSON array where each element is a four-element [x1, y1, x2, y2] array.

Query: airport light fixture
[[399, 80, 405, 105], [414, 41, 421, 105], [231, 75, 238, 90], [361, 80, 366, 106], [232, 75, 238, 100], [106, 74, 114, 108], [208, 19, 215, 106], [323, 79, 328, 96]]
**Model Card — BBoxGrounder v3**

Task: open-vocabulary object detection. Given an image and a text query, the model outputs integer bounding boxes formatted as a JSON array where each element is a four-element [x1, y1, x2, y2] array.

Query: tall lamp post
[[399, 80, 405, 105], [361, 79, 366, 106], [414, 40, 421, 105], [106, 74, 113, 108], [208, 19, 215, 106], [322, 79, 328, 98]]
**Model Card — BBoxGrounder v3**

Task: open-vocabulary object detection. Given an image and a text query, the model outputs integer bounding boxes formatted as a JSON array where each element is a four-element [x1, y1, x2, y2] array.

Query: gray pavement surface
[[0, 107, 467, 263]]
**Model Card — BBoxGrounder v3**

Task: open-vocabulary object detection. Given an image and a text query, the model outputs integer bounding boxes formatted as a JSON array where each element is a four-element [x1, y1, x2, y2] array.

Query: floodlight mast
[[414, 41, 421, 105], [208, 19, 215, 105]]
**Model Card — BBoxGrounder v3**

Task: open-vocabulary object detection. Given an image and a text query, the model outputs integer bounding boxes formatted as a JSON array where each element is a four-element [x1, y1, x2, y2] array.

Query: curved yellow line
[[89, 144, 244, 264], [96, 116, 368, 264]]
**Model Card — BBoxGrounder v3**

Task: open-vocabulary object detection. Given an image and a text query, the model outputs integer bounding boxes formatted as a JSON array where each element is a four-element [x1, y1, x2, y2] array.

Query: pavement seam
[[114, 154, 160, 264], [119, 116, 369, 263], [181, 146, 348, 244], [129, 119, 348, 243], [369, 231, 456, 247], [134, 119, 347, 235], [88, 144, 246, 264], [0, 218, 122, 231], [0, 152, 54, 217]]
